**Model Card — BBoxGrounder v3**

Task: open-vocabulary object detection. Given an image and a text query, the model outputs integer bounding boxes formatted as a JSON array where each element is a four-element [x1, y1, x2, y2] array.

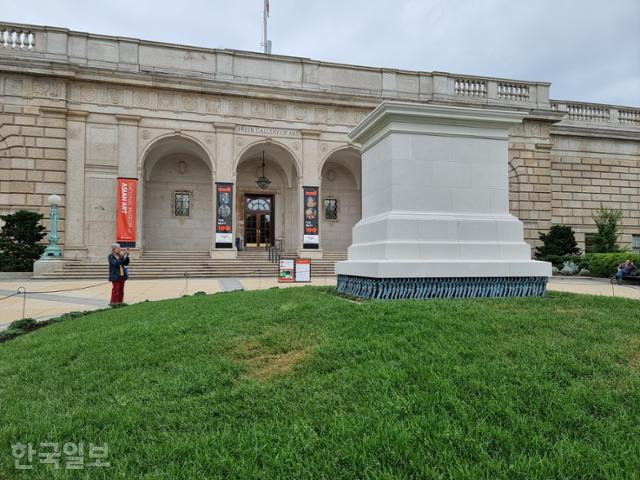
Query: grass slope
[[0, 287, 639, 479]]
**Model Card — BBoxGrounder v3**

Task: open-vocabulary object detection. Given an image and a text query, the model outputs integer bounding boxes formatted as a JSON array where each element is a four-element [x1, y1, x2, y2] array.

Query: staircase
[[33, 250, 347, 279]]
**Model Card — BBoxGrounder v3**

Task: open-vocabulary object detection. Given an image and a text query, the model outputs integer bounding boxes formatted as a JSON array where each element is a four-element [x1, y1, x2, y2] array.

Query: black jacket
[[108, 253, 130, 281]]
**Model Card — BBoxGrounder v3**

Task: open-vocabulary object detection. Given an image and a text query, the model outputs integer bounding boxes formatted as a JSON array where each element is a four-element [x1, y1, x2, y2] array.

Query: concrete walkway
[[0, 276, 337, 329], [0, 276, 637, 329]]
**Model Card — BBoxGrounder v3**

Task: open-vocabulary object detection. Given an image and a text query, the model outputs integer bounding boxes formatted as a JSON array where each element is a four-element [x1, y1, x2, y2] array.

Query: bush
[[537, 255, 588, 270], [561, 261, 579, 275], [584, 252, 640, 278], [535, 225, 580, 257], [591, 207, 622, 253], [0, 210, 46, 272]]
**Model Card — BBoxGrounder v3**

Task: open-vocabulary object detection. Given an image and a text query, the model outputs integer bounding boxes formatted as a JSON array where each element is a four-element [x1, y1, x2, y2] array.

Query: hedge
[[535, 255, 588, 269], [583, 252, 640, 278], [536, 252, 640, 277]]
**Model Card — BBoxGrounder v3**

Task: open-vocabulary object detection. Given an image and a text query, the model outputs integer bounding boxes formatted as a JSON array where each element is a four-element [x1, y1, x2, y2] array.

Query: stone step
[[33, 250, 345, 279]]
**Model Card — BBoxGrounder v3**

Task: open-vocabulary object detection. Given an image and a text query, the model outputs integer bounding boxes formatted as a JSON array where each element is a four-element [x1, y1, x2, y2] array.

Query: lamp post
[[40, 193, 63, 258]]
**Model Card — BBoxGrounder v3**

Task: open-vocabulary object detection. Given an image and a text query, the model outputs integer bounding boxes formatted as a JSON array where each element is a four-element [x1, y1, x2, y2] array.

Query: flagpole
[[263, 0, 268, 54]]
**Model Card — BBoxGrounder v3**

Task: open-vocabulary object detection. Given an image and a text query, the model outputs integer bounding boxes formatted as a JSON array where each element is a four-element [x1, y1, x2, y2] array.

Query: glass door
[[244, 195, 273, 247]]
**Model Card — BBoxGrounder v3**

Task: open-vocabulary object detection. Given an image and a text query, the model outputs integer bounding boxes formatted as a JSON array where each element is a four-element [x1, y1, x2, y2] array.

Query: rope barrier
[[0, 281, 109, 303]]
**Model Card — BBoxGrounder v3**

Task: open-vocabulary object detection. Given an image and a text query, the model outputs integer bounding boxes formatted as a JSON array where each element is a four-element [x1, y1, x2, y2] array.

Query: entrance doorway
[[244, 195, 274, 247]]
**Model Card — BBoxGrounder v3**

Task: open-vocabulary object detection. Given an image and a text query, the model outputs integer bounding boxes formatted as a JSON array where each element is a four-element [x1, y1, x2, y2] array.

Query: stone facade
[[0, 22, 638, 261]]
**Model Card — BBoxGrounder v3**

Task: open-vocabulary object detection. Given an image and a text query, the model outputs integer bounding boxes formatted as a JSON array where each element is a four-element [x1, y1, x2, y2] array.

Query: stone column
[[63, 110, 88, 260], [336, 101, 551, 299], [299, 129, 323, 259], [116, 115, 141, 258], [212, 122, 236, 258]]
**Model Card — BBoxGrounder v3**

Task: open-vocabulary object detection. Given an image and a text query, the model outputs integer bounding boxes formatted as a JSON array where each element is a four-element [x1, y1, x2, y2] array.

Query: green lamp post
[[40, 193, 63, 258]]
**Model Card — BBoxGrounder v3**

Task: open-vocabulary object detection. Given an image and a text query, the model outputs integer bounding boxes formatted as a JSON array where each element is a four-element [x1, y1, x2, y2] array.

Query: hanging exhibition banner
[[215, 183, 234, 248], [278, 258, 295, 283], [295, 258, 311, 283], [116, 177, 137, 247], [303, 186, 319, 248]]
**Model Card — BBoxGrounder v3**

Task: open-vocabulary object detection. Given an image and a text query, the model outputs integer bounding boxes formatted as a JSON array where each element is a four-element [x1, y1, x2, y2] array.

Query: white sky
[[4, 0, 640, 106]]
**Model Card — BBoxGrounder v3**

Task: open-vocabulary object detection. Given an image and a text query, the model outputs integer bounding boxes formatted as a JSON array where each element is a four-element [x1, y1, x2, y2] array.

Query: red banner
[[116, 177, 137, 247]]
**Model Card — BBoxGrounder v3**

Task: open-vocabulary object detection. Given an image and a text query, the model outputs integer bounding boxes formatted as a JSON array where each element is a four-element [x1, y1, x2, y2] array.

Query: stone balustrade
[[0, 21, 551, 109], [551, 101, 640, 128], [0, 26, 35, 50]]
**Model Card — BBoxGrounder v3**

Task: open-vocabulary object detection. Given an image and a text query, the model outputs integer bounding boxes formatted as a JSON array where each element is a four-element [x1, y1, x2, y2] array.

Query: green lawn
[[0, 287, 639, 479]]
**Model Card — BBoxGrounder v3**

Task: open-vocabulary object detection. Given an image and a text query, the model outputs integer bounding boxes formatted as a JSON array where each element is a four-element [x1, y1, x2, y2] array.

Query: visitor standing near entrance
[[108, 243, 130, 306]]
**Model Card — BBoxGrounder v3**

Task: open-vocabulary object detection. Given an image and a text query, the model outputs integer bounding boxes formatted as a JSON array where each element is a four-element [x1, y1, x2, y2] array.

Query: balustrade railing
[[551, 101, 640, 128], [1, 28, 35, 50], [619, 109, 640, 126], [454, 78, 488, 97], [497, 82, 530, 101]]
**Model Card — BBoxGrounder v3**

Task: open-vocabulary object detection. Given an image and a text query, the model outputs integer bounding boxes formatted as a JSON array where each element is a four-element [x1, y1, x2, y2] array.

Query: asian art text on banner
[[303, 186, 319, 248], [215, 183, 234, 248], [116, 177, 137, 247]]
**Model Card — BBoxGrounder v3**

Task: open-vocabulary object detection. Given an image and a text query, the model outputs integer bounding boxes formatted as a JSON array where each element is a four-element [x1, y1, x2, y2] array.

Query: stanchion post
[[17, 286, 26, 319]]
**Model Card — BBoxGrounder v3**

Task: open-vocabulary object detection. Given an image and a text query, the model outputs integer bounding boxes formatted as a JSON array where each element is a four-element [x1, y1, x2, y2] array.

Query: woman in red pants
[[108, 243, 130, 306]]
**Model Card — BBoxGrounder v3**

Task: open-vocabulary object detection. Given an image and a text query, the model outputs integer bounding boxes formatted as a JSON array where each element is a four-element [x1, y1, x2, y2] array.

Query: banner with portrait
[[303, 186, 319, 248], [116, 177, 137, 248], [215, 183, 234, 248]]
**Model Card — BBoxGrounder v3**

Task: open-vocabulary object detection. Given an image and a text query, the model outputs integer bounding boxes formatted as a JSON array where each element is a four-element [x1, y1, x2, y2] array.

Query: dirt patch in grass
[[628, 336, 640, 369], [232, 327, 317, 381], [243, 347, 312, 380]]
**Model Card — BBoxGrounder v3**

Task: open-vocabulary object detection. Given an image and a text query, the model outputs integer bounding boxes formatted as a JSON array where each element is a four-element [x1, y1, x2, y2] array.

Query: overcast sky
[[5, 0, 640, 106]]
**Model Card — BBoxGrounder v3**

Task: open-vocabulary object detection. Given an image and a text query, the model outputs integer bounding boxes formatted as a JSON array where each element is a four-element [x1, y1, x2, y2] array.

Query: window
[[246, 197, 271, 212], [324, 198, 338, 220], [174, 191, 191, 216], [633, 235, 640, 253], [585, 233, 597, 253]]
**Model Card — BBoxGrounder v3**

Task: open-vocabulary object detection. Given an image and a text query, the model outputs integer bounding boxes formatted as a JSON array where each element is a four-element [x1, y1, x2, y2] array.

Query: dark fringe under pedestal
[[336, 275, 548, 299]]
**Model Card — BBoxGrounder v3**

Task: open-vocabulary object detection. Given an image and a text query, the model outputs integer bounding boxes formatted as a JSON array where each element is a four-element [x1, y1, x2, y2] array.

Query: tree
[[0, 210, 46, 271], [591, 206, 622, 253], [535, 225, 580, 257]]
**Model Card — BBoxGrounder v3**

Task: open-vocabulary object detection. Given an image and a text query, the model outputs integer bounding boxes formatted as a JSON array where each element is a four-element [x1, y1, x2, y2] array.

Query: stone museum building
[[0, 23, 639, 275]]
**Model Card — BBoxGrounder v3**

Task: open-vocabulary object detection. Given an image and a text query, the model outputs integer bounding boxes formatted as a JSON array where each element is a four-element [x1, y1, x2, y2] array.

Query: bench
[[611, 275, 640, 285]]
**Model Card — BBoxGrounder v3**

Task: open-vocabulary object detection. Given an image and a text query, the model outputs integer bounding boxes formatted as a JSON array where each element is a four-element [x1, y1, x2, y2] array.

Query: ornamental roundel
[[183, 95, 197, 111], [134, 91, 151, 107], [141, 130, 151, 140], [108, 88, 124, 105], [81, 85, 98, 102]]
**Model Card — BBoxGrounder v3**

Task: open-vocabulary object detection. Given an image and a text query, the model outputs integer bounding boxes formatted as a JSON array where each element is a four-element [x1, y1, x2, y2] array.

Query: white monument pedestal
[[336, 102, 551, 299]]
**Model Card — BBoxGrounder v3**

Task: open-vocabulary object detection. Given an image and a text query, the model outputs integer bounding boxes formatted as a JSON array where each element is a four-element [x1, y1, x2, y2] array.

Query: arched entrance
[[142, 136, 214, 251], [320, 147, 362, 252], [235, 142, 300, 253]]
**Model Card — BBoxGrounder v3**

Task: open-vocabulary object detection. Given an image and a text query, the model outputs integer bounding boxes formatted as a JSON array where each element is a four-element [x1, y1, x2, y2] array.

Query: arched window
[[246, 197, 271, 212]]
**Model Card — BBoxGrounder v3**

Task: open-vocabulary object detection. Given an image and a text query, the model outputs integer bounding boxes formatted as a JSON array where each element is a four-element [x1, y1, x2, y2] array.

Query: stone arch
[[235, 141, 301, 252], [139, 132, 215, 177], [320, 144, 362, 190], [234, 138, 301, 187], [140, 135, 215, 251], [320, 145, 362, 252]]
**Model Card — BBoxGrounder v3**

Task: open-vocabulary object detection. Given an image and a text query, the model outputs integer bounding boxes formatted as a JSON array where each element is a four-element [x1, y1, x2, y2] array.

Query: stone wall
[[550, 133, 640, 251], [0, 101, 67, 241]]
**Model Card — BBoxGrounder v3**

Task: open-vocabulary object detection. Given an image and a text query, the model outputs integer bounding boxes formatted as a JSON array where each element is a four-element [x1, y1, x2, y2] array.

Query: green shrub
[[536, 255, 588, 270], [7, 318, 37, 331], [0, 210, 46, 271], [535, 225, 580, 257], [591, 207, 622, 253], [584, 252, 640, 277]]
